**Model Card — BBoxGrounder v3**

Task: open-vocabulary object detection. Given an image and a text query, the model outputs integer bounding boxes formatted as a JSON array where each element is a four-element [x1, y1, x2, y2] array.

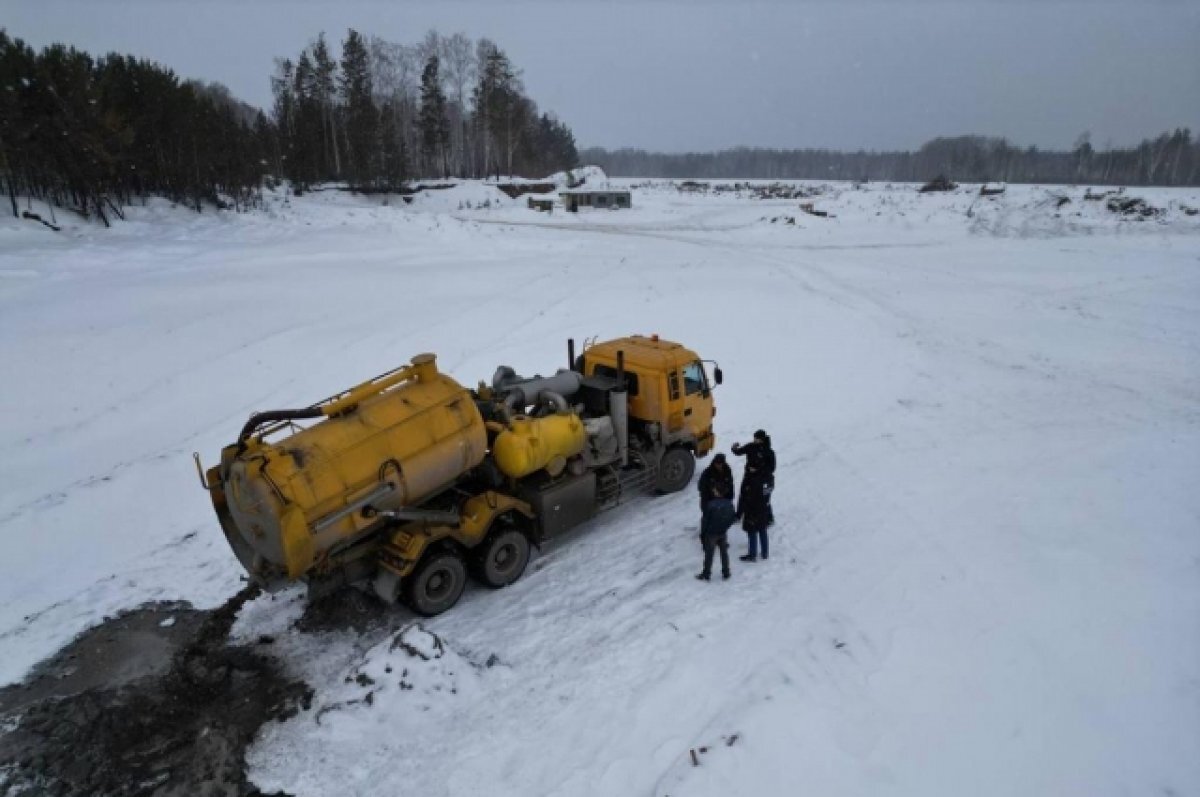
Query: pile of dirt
[[919, 175, 958, 193], [1105, 195, 1161, 218], [294, 586, 392, 634], [675, 181, 820, 200], [0, 587, 311, 797]]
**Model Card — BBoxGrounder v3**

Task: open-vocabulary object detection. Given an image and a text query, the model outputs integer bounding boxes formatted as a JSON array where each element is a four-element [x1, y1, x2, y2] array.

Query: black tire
[[655, 446, 696, 493], [403, 551, 467, 617], [472, 529, 531, 589]]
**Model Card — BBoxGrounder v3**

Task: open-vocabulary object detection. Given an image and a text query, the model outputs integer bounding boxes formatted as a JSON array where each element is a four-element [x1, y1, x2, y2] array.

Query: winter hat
[[753, 429, 768, 442], [713, 453, 727, 464]]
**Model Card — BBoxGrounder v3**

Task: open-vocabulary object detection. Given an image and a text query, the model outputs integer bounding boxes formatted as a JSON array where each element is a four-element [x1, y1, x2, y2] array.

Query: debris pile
[[302, 624, 495, 729], [919, 175, 958, 193], [1105, 195, 1161, 219]]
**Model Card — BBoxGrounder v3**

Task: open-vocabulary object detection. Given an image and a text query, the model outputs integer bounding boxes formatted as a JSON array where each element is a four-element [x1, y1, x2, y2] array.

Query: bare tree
[[442, 32, 475, 176]]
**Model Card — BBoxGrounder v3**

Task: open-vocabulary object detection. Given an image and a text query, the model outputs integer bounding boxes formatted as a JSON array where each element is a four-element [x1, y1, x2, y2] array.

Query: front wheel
[[403, 551, 467, 617], [655, 446, 696, 494], [472, 529, 531, 588]]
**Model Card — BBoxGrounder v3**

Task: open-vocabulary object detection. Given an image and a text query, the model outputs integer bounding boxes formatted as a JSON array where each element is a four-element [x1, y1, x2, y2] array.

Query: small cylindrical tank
[[211, 354, 487, 584], [492, 414, 587, 479]]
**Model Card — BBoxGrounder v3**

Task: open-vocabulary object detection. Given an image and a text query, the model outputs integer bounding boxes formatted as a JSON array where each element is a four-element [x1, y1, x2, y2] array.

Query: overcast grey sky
[[2, 0, 1197, 152]]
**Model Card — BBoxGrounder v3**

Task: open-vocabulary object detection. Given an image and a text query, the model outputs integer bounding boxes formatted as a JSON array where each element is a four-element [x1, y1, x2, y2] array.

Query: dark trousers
[[701, 532, 730, 576], [746, 529, 769, 559]]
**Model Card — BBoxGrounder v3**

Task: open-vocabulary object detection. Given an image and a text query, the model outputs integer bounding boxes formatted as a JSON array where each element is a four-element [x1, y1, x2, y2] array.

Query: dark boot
[[696, 572, 711, 581], [740, 554, 756, 562], [722, 570, 731, 580]]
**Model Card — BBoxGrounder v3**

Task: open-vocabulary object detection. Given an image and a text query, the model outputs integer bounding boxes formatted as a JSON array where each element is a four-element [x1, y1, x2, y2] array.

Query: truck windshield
[[683, 361, 705, 395]]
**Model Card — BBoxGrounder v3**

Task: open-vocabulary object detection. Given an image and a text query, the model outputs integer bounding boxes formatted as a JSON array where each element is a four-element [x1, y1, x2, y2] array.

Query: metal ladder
[[597, 463, 657, 511]]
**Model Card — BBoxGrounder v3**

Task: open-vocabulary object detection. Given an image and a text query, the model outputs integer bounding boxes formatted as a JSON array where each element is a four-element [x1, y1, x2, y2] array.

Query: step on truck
[[196, 335, 723, 616]]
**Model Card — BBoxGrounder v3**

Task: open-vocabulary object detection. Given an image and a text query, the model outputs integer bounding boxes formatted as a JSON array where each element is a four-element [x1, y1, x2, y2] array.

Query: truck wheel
[[403, 551, 467, 617], [473, 529, 530, 588], [656, 447, 696, 494]]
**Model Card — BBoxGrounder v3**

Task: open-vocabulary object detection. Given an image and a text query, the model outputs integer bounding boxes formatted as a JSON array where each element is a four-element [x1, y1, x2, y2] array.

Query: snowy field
[[1, 174, 1198, 795]]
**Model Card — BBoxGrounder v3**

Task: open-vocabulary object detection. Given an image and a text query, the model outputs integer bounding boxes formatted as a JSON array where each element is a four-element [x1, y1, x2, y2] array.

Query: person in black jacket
[[697, 453, 734, 512], [732, 430, 776, 561], [697, 495, 736, 581], [732, 429, 776, 481]]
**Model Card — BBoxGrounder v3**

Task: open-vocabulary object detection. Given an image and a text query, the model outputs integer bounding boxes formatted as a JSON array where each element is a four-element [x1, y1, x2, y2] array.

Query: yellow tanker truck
[[195, 335, 722, 616]]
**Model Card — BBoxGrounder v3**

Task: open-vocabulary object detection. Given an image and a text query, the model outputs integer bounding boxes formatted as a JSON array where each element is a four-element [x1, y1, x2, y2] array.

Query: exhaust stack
[[610, 349, 628, 467]]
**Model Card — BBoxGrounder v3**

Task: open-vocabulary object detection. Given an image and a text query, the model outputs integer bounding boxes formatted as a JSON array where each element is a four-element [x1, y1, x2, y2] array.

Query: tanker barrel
[[212, 357, 488, 586]]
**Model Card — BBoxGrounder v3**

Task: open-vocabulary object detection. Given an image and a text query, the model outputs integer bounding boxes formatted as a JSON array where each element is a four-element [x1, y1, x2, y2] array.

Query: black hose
[[236, 408, 324, 453]]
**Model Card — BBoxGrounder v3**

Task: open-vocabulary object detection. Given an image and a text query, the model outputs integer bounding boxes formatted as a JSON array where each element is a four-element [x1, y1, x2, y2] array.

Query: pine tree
[[378, 99, 408, 191], [270, 58, 295, 180], [290, 51, 322, 190], [340, 29, 377, 190], [311, 33, 340, 179], [472, 44, 519, 178], [418, 54, 450, 178]]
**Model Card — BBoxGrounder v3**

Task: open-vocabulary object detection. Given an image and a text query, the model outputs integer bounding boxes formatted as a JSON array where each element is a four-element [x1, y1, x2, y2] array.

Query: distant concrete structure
[[559, 189, 632, 212]]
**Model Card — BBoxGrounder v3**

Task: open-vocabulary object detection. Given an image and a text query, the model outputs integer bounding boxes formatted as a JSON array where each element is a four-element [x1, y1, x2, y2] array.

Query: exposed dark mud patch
[[0, 586, 311, 797], [295, 586, 393, 634]]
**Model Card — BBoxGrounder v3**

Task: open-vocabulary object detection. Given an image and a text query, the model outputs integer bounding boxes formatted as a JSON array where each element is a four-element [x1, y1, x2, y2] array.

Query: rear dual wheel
[[401, 529, 531, 617], [403, 551, 467, 617], [472, 529, 531, 589]]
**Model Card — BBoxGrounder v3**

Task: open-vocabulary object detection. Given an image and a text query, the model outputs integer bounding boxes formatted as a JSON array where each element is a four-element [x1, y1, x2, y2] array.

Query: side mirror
[[714, 367, 723, 385]]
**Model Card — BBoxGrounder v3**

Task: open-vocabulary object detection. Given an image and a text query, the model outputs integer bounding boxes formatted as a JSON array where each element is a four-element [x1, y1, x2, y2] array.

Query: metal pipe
[[312, 482, 396, 533], [497, 370, 582, 411], [323, 354, 434, 417], [504, 388, 569, 415], [492, 365, 517, 392], [238, 354, 439, 453], [236, 407, 324, 453], [372, 508, 462, 525], [568, 338, 576, 371]]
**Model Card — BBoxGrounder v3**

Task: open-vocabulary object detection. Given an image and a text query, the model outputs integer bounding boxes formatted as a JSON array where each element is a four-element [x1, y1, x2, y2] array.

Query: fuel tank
[[492, 413, 587, 479], [209, 354, 487, 585]]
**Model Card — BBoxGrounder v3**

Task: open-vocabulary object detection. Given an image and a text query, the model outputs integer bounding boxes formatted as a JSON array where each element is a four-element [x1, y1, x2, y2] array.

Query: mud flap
[[374, 567, 403, 604]]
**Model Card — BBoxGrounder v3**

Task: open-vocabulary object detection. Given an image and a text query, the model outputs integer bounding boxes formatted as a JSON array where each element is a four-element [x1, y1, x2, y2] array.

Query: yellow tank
[[211, 354, 487, 582], [492, 414, 587, 479]]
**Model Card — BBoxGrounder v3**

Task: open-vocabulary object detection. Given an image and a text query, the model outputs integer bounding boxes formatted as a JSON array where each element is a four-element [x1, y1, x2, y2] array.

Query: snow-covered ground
[[1, 175, 1198, 795]]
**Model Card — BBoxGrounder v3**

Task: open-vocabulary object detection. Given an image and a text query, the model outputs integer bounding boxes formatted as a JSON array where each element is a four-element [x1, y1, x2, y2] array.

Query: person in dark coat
[[732, 430, 776, 561], [697, 495, 736, 581], [736, 475, 774, 561], [731, 429, 776, 481], [697, 453, 734, 512]]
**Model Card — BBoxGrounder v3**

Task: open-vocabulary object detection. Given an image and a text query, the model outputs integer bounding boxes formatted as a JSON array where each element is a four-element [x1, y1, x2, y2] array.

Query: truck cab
[[580, 334, 720, 458]]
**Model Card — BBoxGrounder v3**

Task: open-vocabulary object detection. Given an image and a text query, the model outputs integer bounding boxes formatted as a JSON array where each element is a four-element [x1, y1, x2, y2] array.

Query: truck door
[[681, 360, 715, 450]]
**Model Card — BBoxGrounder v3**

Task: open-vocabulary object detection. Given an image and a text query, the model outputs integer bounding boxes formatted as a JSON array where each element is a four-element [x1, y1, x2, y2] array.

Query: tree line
[[0, 27, 579, 222], [0, 30, 272, 224], [583, 131, 1200, 187], [269, 29, 578, 192]]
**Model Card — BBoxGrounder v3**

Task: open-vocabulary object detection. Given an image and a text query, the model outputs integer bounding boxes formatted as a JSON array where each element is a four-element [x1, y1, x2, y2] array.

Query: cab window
[[683, 361, 706, 395]]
